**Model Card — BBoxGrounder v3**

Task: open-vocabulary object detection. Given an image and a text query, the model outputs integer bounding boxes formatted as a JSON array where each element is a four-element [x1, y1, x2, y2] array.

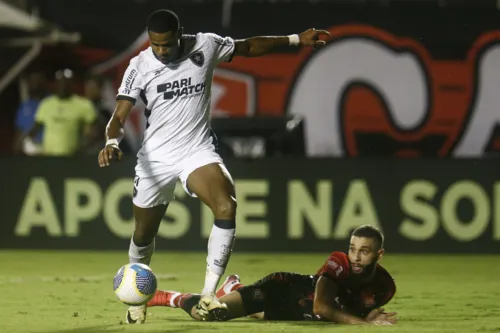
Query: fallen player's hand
[[98, 144, 123, 167], [366, 308, 398, 325], [298, 28, 331, 49]]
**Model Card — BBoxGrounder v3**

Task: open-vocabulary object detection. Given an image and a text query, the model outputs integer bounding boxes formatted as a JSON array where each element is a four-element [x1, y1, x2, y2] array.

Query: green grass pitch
[[1, 251, 499, 333]]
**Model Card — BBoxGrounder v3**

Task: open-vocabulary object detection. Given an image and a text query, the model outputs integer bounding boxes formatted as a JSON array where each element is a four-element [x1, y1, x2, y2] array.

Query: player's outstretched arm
[[98, 99, 133, 167], [314, 276, 395, 325], [233, 28, 331, 58]]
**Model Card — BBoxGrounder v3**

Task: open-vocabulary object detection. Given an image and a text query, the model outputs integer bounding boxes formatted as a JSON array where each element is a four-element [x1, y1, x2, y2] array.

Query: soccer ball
[[113, 263, 157, 306]]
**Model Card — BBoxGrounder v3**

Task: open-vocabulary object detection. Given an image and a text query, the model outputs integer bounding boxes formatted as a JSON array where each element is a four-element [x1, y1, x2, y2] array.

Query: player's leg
[[148, 272, 288, 322], [215, 275, 264, 319], [148, 275, 262, 321], [148, 290, 230, 321], [213, 272, 293, 321], [178, 148, 236, 295], [226, 272, 315, 322], [128, 204, 167, 265], [126, 164, 177, 324], [198, 272, 285, 321], [184, 162, 237, 315], [126, 204, 167, 324]]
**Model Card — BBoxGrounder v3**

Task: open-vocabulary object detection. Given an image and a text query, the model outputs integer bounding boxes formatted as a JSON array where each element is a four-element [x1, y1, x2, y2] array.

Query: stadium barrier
[[0, 156, 498, 253]]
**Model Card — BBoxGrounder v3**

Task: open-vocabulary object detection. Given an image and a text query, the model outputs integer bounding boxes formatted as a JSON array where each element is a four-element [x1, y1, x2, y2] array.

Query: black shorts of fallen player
[[236, 272, 318, 321]]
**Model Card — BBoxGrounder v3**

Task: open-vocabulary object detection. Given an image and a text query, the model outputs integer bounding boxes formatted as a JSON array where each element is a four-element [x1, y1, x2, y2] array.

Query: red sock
[[147, 290, 193, 308], [230, 283, 244, 292]]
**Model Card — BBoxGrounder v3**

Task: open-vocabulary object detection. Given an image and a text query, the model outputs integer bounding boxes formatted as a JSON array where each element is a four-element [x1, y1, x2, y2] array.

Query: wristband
[[288, 34, 300, 46], [106, 138, 120, 147]]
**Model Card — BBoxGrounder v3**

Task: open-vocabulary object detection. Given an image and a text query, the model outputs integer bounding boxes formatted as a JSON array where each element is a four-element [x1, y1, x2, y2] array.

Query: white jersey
[[116, 32, 235, 163]]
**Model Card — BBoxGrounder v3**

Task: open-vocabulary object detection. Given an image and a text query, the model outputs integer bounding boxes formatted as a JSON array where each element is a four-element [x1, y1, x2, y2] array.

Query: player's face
[[55, 77, 74, 99], [149, 31, 181, 63], [348, 236, 383, 275]]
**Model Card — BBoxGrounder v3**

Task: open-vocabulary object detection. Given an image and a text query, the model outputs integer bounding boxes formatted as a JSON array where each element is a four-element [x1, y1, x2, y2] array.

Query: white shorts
[[132, 148, 230, 208]]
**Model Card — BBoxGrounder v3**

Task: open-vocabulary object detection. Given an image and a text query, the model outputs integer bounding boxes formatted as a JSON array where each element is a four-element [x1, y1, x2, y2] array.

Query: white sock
[[203, 224, 235, 294], [128, 237, 155, 266], [203, 265, 221, 295]]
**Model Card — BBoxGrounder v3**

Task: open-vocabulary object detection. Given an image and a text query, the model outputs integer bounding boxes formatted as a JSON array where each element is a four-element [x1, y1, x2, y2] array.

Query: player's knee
[[212, 197, 237, 219]]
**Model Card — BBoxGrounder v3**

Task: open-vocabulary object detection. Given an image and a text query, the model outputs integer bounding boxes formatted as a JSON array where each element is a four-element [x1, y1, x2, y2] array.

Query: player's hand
[[366, 308, 398, 325], [98, 144, 123, 167], [298, 28, 331, 49]]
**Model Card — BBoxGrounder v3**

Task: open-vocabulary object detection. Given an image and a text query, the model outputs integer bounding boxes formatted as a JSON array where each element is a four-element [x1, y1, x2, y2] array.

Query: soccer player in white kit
[[97, 9, 330, 324]]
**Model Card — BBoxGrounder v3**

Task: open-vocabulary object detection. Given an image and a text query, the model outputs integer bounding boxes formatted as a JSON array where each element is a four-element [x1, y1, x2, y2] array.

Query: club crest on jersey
[[189, 51, 204, 67]]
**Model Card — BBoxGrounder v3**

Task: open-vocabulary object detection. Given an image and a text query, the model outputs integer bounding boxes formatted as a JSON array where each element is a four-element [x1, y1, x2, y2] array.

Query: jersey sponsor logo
[[156, 77, 206, 100], [123, 69, 138, 95], [189, 51, 205, 67]]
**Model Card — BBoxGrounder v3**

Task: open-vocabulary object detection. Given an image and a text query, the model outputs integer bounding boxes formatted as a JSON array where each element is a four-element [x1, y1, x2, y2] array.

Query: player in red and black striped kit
[[148, 225, 398, 325]]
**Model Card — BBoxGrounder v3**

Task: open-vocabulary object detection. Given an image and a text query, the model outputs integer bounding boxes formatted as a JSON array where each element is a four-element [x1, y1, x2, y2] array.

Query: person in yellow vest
[[20, 69, 98, 156]]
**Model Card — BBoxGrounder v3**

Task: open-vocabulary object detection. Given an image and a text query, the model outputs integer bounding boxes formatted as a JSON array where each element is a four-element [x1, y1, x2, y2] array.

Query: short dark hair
[[351, 225, 384, 249], [147, 9, 180, 33]]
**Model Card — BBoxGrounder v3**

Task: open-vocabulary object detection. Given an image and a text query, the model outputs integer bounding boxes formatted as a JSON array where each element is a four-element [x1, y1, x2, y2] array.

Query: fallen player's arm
[[313, 276, 367, 325], [233, 28, 330, 57]]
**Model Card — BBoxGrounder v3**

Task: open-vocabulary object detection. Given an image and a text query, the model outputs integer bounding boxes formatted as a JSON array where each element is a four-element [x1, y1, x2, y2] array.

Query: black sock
[[181, 294, 201, 316], [214, 218, 236, 229]]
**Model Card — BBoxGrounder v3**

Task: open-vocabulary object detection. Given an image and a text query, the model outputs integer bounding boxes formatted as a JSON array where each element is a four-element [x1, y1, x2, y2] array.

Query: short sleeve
[[205, 33, 236, 64], [316, 252, 350, 282], [81, 100, 97, 124], [34, 99, 49, 124], [116, 58, 145, 105]]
